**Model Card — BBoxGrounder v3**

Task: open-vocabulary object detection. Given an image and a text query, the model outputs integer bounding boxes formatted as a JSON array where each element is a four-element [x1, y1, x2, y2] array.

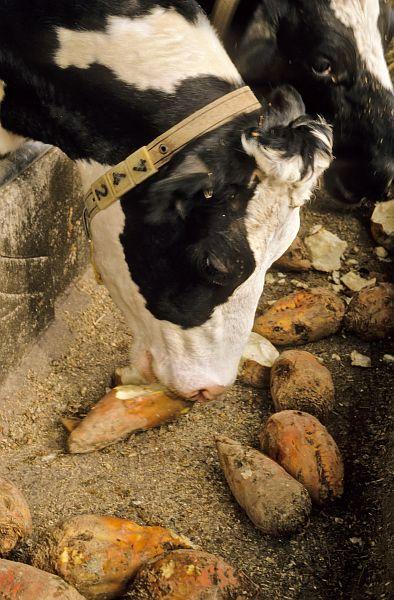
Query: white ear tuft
[[242, 116, 333, 186]]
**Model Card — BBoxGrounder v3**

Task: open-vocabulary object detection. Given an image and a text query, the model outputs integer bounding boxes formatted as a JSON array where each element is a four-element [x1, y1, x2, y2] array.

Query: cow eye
[[311, 57, 332, 78]]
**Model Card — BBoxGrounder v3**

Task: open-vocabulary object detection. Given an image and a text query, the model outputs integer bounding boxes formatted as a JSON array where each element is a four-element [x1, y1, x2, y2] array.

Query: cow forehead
[[329, 0, 393, 90]]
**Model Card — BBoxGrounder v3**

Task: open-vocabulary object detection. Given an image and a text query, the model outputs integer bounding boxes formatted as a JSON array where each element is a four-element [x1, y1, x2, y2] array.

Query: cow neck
[[84, 86, 261, 284]]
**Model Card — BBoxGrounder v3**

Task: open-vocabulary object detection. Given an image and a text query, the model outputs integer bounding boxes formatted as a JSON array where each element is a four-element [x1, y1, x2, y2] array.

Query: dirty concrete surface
[[0, 192, 392, 600]]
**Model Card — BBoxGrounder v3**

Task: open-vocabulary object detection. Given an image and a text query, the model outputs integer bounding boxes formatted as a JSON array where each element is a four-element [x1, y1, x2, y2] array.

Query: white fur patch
[[241, 121, 332, 194], [330, 0, 393, 90], [54, 8, 241, 92]]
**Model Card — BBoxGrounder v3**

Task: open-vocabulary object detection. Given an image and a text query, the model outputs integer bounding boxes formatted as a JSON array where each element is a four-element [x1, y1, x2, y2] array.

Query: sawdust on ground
[[0, 192, 392, 600]]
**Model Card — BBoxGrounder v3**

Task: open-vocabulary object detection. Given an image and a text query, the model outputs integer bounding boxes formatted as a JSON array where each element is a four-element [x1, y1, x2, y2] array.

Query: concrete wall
[[0, 146, 87, 383]]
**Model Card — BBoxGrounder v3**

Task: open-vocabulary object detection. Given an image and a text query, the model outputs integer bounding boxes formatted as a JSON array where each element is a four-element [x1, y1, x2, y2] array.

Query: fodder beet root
[[260, 410, 344, 505], [32, 514, 193, 600], [0, 559, 84, 600], [253, 287, 345, 346], [124, 549, 240, 599], [67, 384, 192, 454], [344, 283, 394, 340], [0, 477, 32, 555], [270, 350, 335, 421], [238, 332, 279, 388], [273, 237, 312, 272], [216, 436, 311, 536]]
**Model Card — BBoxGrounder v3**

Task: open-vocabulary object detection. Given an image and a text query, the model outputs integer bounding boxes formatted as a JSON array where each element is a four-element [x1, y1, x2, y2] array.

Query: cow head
[[0, 3, 332, 400], [235, 0, 394, 204], [93, 85, 332, 399]]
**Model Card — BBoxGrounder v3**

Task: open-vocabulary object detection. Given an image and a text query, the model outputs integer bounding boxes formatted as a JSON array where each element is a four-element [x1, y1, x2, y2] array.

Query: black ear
[[262, 84, 305, 129]]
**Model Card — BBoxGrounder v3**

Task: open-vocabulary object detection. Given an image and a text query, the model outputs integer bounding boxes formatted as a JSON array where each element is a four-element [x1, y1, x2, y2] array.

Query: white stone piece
[[242, 331, 279, 367], [374, 246, 388, 259], [350, 351, 371, 368], [341, 271, 376, 292], [371, 201, 394, 235], [371, 200, 394, 251], [309, 224, 323, 235], [304, 228, 348, 272]]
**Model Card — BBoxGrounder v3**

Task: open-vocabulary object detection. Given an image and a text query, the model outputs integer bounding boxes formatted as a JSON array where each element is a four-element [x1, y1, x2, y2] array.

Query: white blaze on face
[[54, 8, 241, 92], [330, 0, 393, 90]]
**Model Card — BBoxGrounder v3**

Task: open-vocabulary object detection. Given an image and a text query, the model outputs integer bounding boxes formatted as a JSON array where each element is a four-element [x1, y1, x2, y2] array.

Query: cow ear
[[241, 114, 333, 184], [144, 157, 211, 224]]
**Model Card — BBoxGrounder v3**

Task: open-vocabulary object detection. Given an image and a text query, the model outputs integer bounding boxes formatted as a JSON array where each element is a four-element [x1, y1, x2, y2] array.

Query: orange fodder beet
[[0, 478, 32, 555], [0, 559, 84, 600], [253, 287, 345, 345], [32, 514, 194, 600], [260, 410, 344, 505], [67, 384, 192, 454], [270, 350, 335, 421], [124, 549, 240, 599]]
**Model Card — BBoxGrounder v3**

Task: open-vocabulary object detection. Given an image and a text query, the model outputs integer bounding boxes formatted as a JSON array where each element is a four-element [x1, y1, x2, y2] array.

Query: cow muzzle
[[125, 351, 230, 403]]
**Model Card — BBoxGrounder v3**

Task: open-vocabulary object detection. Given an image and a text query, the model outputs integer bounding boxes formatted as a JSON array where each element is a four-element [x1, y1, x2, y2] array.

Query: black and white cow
[[0, 1, 332, 399], [201, 0, 394, 204]]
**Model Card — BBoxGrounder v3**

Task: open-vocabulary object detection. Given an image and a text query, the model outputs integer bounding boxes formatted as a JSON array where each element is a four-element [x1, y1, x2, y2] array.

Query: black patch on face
[[119, 117, 258, 329]]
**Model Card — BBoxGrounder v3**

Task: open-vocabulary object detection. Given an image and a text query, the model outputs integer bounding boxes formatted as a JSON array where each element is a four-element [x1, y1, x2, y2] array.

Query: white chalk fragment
[[341, 271, 376, 292], [332, 270, 341, 284], [309, 224, 323, 235], [374, 246, 388, 259], [265, 272, 275, 285], [350, 351, 371, 368], [371, 200, 394, 251], [304, 228, 347, 272], [242, 331, 279, 367], [290, 279, 309, 289]]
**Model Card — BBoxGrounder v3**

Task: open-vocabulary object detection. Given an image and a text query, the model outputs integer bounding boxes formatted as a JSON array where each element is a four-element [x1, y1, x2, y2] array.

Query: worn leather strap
[[84, 86, 260, 240], [211, 0, 241, 39]]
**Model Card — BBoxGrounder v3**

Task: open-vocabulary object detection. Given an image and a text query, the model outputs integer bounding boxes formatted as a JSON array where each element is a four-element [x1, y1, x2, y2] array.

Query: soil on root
[[0, 194, 392, 600]]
